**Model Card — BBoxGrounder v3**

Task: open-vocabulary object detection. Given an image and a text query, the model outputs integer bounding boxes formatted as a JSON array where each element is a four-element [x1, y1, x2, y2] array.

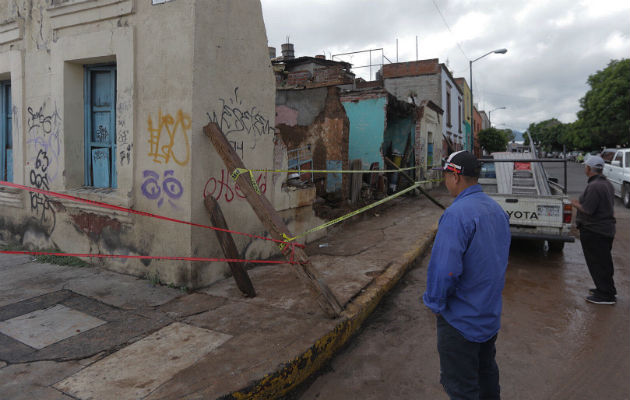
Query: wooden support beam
[[204, 122, 343, 318], [204, 195, 256, 298], [384, 156, 446, 210]]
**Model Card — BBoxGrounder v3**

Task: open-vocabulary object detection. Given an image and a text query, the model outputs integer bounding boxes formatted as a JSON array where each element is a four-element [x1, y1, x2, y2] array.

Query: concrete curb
[[220, 225, 438, 400]]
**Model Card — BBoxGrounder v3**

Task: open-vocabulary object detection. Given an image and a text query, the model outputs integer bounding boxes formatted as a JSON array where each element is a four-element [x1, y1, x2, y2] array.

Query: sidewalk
[[0, 191, 448, 400]]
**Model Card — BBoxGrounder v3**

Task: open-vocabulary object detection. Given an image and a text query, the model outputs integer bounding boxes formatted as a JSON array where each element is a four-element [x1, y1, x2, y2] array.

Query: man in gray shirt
[[571, 155, 617, 305]]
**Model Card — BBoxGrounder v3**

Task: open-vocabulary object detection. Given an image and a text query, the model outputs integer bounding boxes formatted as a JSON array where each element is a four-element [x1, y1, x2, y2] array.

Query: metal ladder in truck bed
[[493, 150, 551, 196]]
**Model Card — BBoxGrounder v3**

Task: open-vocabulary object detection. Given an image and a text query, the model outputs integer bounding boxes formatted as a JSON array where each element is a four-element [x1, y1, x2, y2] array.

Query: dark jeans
[[437, 315, 500, 400], [579, 229, 616, 299]]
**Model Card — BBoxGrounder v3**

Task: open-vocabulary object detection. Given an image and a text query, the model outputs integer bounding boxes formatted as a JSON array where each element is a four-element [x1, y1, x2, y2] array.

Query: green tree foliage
[[523, 132, 530, 146], [526, 119, 567, 151], [525, 59, 630, 150], [574, 59, 630, 148], [478, 127, 512, 153]]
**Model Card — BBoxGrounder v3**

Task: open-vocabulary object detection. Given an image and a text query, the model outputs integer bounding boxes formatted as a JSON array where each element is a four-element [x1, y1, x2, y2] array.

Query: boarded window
[[84, 65, 116, 188]]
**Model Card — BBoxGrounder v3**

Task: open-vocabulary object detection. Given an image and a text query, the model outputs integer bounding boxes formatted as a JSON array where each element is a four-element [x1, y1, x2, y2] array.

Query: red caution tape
[[0, 250, 295, 264], [0, 181, 303, 249]]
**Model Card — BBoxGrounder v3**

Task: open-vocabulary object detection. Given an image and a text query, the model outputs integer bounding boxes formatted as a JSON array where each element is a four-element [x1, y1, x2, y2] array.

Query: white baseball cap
[[585, 155, 604, 169]]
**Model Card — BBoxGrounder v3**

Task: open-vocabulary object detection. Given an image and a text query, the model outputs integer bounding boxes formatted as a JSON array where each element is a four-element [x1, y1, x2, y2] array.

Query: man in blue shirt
[[423, 151, 511, 400]]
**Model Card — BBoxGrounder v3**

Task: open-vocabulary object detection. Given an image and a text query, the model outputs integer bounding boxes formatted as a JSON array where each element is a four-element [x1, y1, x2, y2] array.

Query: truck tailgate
[[492, 194, 565, 228]]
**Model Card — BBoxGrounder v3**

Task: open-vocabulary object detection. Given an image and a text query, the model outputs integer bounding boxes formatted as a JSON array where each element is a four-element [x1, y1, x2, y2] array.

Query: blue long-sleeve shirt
[[423, 184, 511, 342]]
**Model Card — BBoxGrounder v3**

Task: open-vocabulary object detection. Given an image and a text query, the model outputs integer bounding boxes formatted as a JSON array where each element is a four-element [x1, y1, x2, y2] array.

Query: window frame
[[458, 97, 462, 133], [0, 80, 11, 182], [446, 83, 452, 128]]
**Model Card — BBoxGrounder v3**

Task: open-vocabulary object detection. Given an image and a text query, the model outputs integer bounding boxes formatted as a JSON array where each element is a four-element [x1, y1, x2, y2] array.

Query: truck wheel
[[623, 183, 630, 209], [548, 241, 565, 252]]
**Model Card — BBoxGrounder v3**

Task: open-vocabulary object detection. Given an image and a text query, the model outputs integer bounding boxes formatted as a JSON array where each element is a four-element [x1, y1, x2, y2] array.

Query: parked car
[[602, 148, 630, 208]]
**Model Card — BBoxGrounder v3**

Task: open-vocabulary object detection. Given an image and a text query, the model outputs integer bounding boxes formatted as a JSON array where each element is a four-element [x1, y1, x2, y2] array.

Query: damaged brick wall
[[275, 86, 350, 200]]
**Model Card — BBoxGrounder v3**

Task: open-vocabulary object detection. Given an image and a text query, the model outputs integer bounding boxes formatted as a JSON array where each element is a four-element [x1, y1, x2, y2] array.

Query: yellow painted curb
[[220, 225, 438, 400]]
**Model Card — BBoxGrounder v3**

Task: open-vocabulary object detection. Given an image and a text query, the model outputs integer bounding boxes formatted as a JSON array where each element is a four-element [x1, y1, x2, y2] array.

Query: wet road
[[293, 161, 630, 400]]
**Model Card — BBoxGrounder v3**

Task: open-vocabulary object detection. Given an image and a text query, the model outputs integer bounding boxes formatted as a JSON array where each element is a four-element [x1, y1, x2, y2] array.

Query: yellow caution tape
[[230, 168, 262, 194], [285, 180, 436, 243], [249, 170, 261, 194], [231, 168, 246, 181], [230, 166, 420, 182]]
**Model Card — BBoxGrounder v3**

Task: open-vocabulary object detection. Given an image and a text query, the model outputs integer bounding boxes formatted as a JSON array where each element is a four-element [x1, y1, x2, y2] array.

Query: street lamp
[[488, 106, 506, 126], [469, 48, 507, 154]]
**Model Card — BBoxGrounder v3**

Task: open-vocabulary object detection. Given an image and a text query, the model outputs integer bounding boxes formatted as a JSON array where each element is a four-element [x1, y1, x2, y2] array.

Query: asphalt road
[[292, 161, 630, 400]]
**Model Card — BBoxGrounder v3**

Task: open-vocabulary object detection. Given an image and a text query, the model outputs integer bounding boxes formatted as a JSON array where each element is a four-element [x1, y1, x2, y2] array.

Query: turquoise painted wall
[[342, 97, 387, 169], [463, 121, 471, 151], [384, 117, 414, 157]]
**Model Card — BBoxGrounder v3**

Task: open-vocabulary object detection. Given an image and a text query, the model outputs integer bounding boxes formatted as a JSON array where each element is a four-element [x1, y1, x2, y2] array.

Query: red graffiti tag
[[203, 169, 267, 202]]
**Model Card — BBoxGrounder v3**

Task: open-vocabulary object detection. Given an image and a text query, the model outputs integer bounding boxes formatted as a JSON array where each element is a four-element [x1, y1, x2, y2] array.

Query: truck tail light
[[563, 204, 572, 224]]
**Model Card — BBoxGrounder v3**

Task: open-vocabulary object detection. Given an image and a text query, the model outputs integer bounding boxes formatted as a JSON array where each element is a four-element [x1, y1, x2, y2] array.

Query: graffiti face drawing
[[141, 170, 184, 209]]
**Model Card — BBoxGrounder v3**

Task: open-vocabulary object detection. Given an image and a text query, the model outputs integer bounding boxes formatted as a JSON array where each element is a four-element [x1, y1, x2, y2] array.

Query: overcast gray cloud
[[260, 0, 630, 132]]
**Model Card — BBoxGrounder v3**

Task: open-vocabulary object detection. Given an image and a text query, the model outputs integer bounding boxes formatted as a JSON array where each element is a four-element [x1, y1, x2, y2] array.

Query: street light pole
[[488, 106, 506, 127], [469, 48, 507, 155]]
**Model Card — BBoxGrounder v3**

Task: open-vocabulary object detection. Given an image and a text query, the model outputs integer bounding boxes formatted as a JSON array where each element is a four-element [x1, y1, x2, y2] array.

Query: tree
[[527, 119, 566, 151], [478, 127, 510, 153], [524, 59, 629, 151], [523, 132, 530, 146], [574, 59, 630, 148]]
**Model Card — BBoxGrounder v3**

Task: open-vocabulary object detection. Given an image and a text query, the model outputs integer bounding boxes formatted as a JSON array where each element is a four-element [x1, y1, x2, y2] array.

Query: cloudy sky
[[260, 0, 629, 132]]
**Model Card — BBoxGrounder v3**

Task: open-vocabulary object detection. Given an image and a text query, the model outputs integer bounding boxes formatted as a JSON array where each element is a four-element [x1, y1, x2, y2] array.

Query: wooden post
[[204, 196, 256, 298], [384, 156, 446, 210], [204, 122, 343, 318], [350, 159, 363, 205]]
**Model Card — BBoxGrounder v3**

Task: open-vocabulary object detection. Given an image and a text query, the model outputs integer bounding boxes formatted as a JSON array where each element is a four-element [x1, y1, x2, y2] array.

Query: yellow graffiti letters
[[147, 109, 191, 166]]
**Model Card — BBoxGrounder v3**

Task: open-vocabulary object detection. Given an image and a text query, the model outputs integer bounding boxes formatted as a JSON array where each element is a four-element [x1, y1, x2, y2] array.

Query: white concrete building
[[382, 59, 464, 154], [0, 0, 319, 288]]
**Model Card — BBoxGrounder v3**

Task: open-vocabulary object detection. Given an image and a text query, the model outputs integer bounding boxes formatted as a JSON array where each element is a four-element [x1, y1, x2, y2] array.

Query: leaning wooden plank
[[204, 195, 256, 298], [204, 122, 343, 319], [384, 156, 446, 210]]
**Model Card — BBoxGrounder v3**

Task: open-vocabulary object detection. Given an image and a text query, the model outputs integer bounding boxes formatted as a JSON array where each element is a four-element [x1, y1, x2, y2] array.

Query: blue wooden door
[[326, 160, 342, 193], [427, 143, 434, 168], [85, 65, 116, 188], [0, 81, 11, 182]]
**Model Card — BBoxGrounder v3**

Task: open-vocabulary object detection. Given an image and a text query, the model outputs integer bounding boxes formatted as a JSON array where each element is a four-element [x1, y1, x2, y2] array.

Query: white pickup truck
[[601, 148, 630, 208], [479, 149, 574, 251]]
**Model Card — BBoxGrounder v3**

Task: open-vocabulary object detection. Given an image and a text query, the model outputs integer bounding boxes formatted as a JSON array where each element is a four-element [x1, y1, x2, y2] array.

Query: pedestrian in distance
[[423, 150, 511, 400], [571, 155, 617, 305]]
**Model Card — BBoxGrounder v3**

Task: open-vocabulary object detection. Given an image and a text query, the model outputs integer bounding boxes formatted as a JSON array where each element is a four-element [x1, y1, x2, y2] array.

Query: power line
[[432, 0, 469, 61]]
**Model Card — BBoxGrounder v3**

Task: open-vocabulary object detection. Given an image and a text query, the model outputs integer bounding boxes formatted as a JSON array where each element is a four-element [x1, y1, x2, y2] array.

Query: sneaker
[[586, 295, 616, 305]]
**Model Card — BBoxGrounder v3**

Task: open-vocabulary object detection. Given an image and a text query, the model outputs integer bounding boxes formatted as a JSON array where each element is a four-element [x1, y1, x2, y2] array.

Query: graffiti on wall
[[26, 104, 62, 183], [207, 87, 275, 152], [26, 103, 62, 234], [147, 109, 191, 166], [29, 149, 56, 233], [141, 169, 184, 210], [203, 168, 267, 203]]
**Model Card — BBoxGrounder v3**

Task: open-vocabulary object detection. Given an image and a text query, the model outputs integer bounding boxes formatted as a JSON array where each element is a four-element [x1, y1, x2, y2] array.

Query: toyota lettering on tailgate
[[506, 211, 538, 220]]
